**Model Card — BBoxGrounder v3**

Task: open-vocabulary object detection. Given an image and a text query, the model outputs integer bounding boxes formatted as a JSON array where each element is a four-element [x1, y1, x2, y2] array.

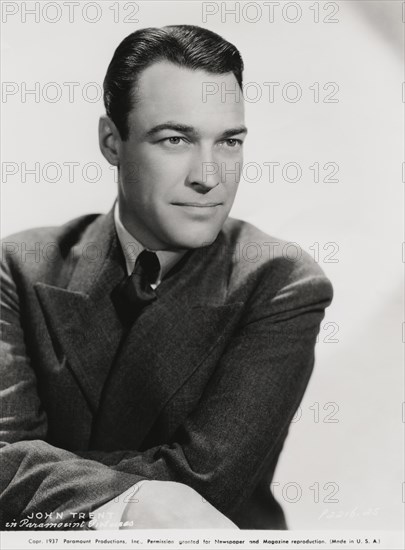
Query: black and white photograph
[[0, 1, 403, 549]]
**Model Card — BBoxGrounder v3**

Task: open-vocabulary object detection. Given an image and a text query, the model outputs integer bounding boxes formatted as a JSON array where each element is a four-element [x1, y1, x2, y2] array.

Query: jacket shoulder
[[2, 214, 100, 250], [221, 216, 333, 299], [1, 213, 101, 280]]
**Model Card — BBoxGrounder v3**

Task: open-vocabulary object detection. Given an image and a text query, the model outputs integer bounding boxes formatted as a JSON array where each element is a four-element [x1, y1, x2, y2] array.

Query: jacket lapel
[[34, 207, 127, 413]]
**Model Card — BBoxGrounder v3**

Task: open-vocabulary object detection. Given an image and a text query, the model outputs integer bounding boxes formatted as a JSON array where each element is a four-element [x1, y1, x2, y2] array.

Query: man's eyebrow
[[144, 123, 248, 139], [144, 123, 197, 138], [220, 126, 248, 139]]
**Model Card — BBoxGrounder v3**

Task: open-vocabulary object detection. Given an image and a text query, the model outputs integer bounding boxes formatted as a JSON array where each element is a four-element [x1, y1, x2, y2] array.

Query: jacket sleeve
[[0, 258, 145, 529], [0, 252, 333, 526]]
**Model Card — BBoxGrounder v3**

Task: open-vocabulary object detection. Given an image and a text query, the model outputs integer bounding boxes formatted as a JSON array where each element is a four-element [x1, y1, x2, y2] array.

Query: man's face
[[116, 61, 246, 250]]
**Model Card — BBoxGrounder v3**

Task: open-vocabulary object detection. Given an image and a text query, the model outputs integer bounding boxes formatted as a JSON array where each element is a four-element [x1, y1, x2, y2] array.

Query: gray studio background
[[1, 0, 403, 531]]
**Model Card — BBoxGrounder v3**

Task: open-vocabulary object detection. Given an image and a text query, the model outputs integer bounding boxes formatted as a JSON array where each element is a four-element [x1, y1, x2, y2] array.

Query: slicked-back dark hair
[[103, 25, 244, 141]]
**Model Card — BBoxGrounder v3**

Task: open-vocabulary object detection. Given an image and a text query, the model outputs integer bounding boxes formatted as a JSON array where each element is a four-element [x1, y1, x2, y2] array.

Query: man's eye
[[161, 137, 184, 145], [223, 139, 243, 148]]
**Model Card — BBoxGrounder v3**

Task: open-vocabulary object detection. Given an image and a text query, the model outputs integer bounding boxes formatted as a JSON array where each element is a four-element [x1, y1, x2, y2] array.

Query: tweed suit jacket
[[0, 206, 333, 529]]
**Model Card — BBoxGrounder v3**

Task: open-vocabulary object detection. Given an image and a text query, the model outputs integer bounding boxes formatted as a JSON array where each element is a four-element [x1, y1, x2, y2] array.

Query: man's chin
[[167, 226, 222, 250]]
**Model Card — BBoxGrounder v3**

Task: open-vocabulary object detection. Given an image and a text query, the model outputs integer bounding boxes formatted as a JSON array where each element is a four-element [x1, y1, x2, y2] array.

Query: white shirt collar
[[113, 201, 187, 288]]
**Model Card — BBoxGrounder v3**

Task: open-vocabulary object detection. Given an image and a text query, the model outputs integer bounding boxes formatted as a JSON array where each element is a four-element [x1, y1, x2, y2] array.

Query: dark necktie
[[112, 250, 161, 325]]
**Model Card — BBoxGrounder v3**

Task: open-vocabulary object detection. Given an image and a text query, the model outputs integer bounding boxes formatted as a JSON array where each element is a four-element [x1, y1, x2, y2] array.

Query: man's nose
[[186, 146, 220, 191]]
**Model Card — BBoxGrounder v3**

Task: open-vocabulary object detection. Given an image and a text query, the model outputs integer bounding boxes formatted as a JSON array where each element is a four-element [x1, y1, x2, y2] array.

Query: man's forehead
[[129, 60, 244, 127]]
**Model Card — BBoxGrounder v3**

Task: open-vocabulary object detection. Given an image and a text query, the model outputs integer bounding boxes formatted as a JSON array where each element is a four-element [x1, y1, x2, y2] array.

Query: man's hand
[[120, 480, 238, 529]]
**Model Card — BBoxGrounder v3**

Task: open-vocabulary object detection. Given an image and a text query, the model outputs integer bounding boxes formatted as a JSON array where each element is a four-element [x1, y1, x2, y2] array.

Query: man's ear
[[98, 115, 121, 166]]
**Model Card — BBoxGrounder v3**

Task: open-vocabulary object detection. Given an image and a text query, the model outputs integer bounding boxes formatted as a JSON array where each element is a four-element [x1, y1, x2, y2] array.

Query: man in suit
[[0, 25, 333, 530]]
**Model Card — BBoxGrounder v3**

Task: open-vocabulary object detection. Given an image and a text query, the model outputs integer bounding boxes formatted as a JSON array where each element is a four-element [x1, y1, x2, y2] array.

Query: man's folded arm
[[0, 440, 145, 528], [92, 267, 334, 518], [0, 255, 333, 525]]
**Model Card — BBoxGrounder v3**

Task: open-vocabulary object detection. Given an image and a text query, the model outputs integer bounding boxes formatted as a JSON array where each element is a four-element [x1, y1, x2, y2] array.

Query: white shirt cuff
[[89, 480, 150, 530]]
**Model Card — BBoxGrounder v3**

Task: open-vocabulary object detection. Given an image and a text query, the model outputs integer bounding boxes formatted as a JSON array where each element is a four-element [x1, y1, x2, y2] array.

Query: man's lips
[[171, 202, 223, 207]]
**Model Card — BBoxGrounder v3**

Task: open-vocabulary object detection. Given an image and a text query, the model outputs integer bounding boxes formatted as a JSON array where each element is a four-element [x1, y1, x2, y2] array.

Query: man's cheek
[[124, 162, 142, 183], [220, 159, 242, 185]]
